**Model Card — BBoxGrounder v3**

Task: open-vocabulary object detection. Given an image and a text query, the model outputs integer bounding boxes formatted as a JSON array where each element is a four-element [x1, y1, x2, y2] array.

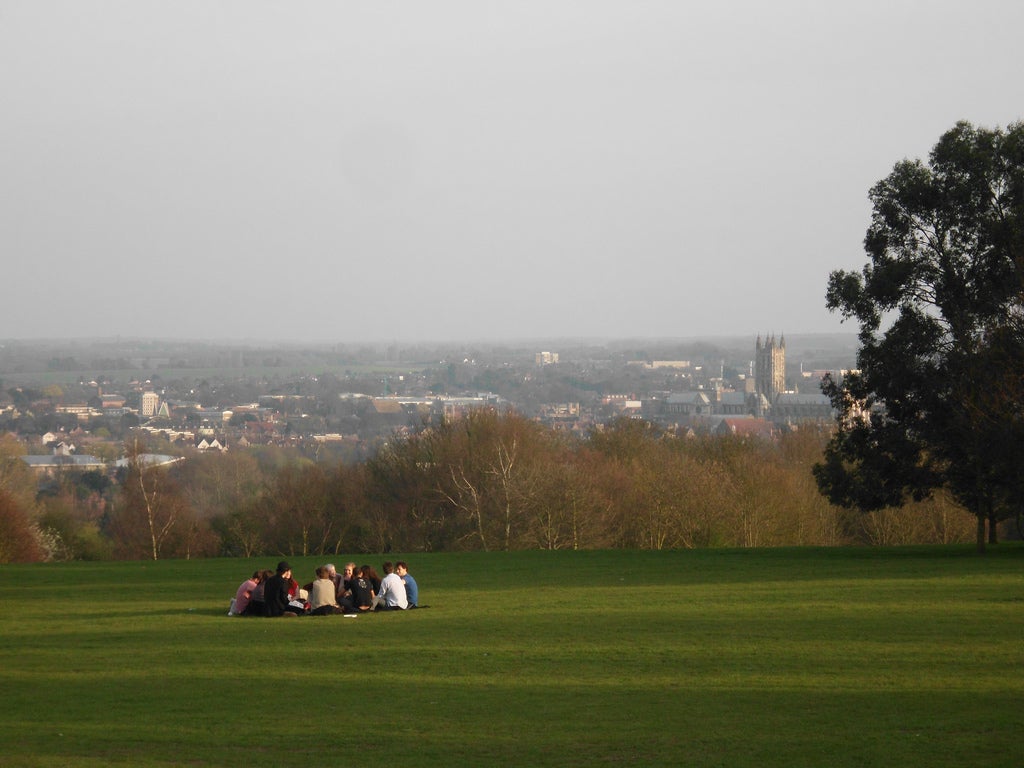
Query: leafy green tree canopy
[[815, 120, 1024, 552]]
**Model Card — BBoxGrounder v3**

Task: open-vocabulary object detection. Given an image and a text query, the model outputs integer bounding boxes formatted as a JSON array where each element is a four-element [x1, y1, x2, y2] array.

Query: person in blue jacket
[[395, 561, 418, 608]]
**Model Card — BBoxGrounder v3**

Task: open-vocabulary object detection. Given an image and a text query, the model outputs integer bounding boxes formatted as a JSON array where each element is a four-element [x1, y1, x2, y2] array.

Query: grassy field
[[1, 546, 1021, 767]]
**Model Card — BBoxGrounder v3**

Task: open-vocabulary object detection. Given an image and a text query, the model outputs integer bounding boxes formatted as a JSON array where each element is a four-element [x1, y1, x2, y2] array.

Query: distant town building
[[664, 391, 713, 416], [55, 404, 97, 421], [99, 394, 126, 409], [772, 393, 834, 423], [114, 454, 184, 470], [535, 351, 559, 365], [195, 437, 227, 453], [714, 390, 750, 415], [140, 391, 160, 417], [20, 454, 106, 476]]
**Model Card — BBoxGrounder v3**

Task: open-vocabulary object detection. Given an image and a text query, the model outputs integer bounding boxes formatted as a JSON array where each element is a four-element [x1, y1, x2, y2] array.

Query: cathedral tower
[[755, 333, 785, 403]]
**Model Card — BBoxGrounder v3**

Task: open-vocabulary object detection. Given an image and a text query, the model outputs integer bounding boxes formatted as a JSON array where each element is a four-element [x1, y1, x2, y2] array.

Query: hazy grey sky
[[2, 1, 1022, 343]]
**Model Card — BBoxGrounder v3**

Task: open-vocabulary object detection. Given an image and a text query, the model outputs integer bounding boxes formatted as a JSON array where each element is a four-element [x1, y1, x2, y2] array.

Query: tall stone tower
[[755, 333, 785, 403]]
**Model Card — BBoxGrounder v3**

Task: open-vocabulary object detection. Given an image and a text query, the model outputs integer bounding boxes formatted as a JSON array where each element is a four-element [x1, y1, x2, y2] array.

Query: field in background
[[1, 546, 1021, 767]]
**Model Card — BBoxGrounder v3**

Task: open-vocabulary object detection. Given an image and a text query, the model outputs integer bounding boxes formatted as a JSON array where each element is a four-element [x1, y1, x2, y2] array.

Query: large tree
[[815, 120, 1024, 552]]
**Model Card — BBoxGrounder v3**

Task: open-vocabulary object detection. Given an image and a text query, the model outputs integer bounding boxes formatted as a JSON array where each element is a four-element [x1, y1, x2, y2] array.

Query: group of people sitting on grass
[[229, 559, 420, 617]]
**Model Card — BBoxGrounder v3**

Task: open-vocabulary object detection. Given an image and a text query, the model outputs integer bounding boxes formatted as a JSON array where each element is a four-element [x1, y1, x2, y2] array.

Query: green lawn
[[1, 546, 1021, 767]]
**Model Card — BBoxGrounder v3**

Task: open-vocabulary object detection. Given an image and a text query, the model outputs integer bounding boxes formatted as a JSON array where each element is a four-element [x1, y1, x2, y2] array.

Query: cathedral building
[[755, 333, 786, 404], [752, 334, 834, 424]]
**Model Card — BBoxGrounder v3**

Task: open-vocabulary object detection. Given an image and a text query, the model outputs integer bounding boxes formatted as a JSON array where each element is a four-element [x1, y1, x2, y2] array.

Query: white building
[[141, 391, 160, 417]]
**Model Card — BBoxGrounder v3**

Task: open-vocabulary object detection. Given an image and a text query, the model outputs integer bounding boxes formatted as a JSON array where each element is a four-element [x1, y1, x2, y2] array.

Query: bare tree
[[118, 440, 183, 561]]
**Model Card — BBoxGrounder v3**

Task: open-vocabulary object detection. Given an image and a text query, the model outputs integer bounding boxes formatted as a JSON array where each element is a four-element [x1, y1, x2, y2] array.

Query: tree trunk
[[976, 515, 987, 554], [141, 469, 160, 561]]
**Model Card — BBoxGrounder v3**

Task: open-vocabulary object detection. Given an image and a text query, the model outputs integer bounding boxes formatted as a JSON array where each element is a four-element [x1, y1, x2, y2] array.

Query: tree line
[[0, 411, 981, 563]]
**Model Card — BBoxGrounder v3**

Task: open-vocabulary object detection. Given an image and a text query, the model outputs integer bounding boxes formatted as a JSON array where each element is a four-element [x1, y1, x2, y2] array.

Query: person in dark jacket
[[263, 561, 295, 617], [350, 566, 376, 612]]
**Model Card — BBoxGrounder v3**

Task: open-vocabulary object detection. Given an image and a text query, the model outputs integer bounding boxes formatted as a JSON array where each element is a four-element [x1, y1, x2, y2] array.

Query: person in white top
[[309, 566, 342, 615], [373, 561, 408, 610]]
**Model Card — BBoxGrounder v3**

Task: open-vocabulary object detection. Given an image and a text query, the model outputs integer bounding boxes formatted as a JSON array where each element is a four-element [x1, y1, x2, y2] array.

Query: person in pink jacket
[[230, 570, 261, 616]]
